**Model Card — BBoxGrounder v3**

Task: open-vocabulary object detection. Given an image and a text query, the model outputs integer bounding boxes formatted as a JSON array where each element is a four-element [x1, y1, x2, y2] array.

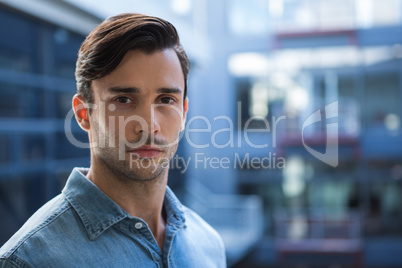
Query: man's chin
[[129, 155, 160, 167], [124, 166, 167, 182], [128, 157, 168, 176]]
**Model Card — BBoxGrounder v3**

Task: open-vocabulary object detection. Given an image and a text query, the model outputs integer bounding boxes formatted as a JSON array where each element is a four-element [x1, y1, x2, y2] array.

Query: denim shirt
[[0, 168, 226, 268]]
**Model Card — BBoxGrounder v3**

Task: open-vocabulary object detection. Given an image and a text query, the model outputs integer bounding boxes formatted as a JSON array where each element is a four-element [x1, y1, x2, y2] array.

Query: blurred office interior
[[0, 0, 402, 267]]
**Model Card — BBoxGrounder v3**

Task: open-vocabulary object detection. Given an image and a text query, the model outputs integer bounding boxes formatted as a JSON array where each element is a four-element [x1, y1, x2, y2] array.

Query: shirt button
[[134, 222, 143, 229]]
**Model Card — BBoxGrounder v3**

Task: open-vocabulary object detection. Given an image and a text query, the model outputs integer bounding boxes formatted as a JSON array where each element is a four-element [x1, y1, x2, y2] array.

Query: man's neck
[[86, 157, 167, 250]]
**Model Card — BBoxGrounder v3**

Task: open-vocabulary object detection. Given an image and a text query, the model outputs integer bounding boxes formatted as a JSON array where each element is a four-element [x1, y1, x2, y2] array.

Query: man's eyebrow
[[107, 87, 140, 94], [157, 87, 182, 94], [107, 86, 182, 95]]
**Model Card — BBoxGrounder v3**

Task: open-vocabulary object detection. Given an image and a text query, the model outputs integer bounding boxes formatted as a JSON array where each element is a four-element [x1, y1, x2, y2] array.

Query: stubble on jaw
[[93, 135, 179, 184], [96, 147, 168, 184]]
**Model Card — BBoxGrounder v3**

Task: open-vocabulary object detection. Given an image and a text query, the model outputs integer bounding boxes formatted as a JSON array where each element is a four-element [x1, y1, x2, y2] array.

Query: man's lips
[[128, 146, 163, 158]]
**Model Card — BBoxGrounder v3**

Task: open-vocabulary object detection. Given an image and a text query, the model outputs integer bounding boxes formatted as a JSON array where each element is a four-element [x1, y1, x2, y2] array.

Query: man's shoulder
[[0, 194, 74, 264], [175, 206, 226, 267], [182, 206, 216, 231], [181, 205, 224, 246]]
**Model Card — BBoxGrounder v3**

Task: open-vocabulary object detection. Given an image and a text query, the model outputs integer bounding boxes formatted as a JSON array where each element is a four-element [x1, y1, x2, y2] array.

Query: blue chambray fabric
[[0, 168, 226, 268]]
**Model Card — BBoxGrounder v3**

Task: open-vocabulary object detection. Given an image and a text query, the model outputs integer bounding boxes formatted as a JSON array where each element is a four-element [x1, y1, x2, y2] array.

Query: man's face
[[88, 48, 187, 181]]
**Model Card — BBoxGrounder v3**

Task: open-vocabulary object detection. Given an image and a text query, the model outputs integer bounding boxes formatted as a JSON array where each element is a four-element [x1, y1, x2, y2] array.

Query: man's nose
[[134, 106, 160, 135]]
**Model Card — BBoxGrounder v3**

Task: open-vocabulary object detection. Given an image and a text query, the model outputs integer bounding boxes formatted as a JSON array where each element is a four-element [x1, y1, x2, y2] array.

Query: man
[[0, 13, 226, 267]]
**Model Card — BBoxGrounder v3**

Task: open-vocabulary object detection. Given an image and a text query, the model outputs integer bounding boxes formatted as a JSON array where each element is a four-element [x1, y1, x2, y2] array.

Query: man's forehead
[[91, 49, 184, 97]]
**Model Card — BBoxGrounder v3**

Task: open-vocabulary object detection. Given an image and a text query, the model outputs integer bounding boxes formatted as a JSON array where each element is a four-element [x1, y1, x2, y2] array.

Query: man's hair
[[75, 13, 190, 105]]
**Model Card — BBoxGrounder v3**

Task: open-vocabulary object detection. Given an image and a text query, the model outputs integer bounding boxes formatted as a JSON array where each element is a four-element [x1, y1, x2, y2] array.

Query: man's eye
[[159, 97, 175, 104], [115, 97, 132, 104]]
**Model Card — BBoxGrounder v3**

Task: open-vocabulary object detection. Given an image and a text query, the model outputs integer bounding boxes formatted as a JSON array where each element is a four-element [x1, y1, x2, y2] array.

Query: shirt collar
[[62, 168, 185, 240], [164, 185, 186, 227]]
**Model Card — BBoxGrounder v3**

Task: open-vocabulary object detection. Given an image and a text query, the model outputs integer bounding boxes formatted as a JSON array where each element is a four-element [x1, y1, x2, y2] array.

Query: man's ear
[[72, 94, 90, 132], [181, 98, 188, 132]]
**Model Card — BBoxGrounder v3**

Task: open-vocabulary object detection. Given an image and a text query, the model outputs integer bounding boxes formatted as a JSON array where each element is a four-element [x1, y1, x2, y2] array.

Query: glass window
[[0, 82, 44, 118], [0, 8, 36, 73], [356, 0, 402, 28], [55, 132, 88, 159], [21, 135, 46, 163], [56, 92, 75, 118], [0, 135, 9, 164], [366, 177, 402, 237], [170, 0, 193, 17], [321, 180, 354, 214], [228, 0, 270, 36], [53, 29, 84, 79], [272, 0, 355, 32], [271, 0, 402, 33], [365, 72, 400, 131], [338, 75, 356, 98]]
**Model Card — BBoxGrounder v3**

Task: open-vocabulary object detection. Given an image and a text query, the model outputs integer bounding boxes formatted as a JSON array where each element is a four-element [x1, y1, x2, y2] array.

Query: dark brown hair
[[75, 13, 190, 105]]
